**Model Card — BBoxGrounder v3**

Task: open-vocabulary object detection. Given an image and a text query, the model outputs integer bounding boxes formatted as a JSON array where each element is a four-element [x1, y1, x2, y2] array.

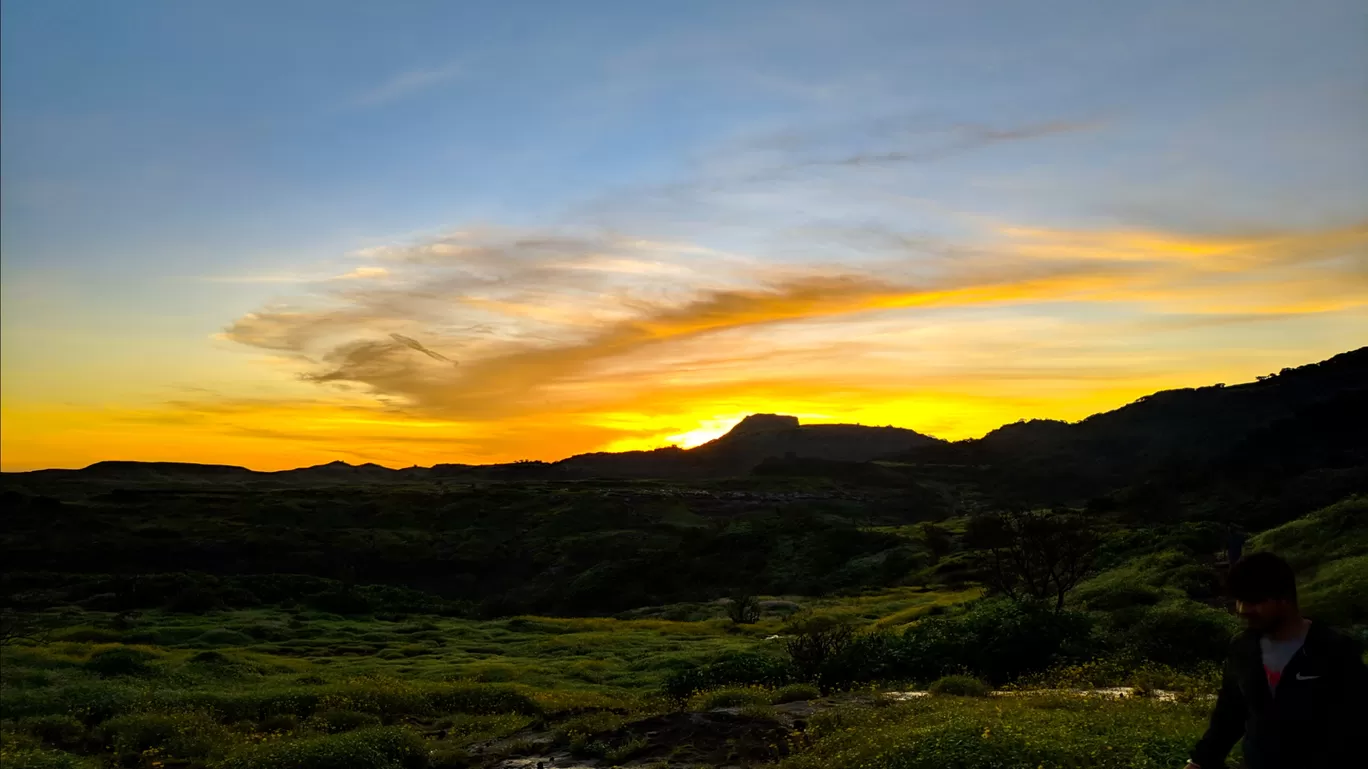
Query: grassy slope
[[6, 496, 1362, 768], [1249, 495, 1367, 630]]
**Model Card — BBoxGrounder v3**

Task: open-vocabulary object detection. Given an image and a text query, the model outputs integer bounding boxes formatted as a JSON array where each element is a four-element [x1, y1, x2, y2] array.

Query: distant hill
[[2, 412, 945, 484], [555, 414, 945, 479], [5, 347, 1364, 513]]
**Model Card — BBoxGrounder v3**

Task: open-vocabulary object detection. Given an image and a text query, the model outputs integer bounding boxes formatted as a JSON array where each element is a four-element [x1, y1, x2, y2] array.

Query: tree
[[726, 593, 761, 625], [783, 614, 855, 688], [966, 509, 1100, 612]]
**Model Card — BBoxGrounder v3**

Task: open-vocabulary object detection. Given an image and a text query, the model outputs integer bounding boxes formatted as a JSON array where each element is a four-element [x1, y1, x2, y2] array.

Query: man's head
[[1227, 552, 1299, 632]]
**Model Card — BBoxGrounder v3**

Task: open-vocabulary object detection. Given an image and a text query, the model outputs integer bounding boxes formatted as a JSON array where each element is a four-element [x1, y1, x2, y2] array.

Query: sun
[[665, 416, 751, 449]]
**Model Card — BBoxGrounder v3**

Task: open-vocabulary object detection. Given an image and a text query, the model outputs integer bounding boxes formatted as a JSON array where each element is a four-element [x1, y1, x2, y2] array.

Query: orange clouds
[[193, 221, 1366, 462], [3, 219, 1363, 471]]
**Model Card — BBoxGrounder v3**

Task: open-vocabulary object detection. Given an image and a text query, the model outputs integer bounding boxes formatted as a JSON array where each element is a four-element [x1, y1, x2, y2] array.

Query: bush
[[688, 686, 772, 710], [898, 599, 1095, 684], [726, 595, 761, 625], [928, 675, 991, 697], [83, 647, 158, 677], [662, 651, 792, 701], [783, 615, 855, 686], [217, 727, 427, 769], [18, 715, 85, 749], [772, 683, 821, 704], [1125, 602, 1238, 668], [307, 709, 383, 734]]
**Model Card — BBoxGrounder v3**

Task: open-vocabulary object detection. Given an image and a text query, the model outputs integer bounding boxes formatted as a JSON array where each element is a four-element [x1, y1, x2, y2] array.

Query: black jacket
[[1192, 621, 1368, 769]]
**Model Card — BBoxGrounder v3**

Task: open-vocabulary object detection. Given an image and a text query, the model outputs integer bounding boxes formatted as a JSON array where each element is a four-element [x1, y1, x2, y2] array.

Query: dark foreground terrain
[[2, 348, 1365, 768]]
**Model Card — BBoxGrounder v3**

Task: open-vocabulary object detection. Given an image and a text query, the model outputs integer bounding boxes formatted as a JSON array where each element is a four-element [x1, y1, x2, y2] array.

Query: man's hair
[[1227, 552, 1297, 603]]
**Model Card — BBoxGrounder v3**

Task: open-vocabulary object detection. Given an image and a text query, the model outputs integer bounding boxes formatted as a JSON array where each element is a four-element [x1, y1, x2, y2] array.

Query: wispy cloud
[[333, 266, 390, 280], [352, 63, 463, 107], [186, 111, 1367, 462], [216, 221, 1367, 438]]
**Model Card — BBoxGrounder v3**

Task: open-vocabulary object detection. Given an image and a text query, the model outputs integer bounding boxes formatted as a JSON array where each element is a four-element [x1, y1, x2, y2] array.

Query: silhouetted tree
[[966, 509, 1100, 612]]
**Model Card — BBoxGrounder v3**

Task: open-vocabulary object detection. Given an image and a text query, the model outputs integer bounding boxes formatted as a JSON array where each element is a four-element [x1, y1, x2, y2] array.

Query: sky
[[2, 0, 1366, 471]]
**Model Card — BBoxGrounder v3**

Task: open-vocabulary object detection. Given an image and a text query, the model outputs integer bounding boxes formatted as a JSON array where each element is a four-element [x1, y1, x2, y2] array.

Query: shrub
[[898, 599, 1095, 684], [928, 675, 991, 697], [783, 615, 855, 686], [662, 651, 792, 701], [772, 683, 821, 704], [818, 629, 903, 690], [726, 595, 761, 625], [217, 727, 427, 769], [1078, 582, 1165, 611], [688, 686, 772, 710], [17, 715, 85, 749], [1126, 602, 1238, 668], [83, 647, 158, 677]]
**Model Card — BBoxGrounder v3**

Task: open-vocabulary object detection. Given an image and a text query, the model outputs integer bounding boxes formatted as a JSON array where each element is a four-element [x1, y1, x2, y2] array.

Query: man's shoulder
[[1307, 621, 1364, 660]]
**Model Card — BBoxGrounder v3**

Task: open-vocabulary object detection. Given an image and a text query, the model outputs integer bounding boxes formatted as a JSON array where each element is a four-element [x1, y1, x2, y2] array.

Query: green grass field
[[5, 497, 1361, 768], [1, 586, 1011, 769]]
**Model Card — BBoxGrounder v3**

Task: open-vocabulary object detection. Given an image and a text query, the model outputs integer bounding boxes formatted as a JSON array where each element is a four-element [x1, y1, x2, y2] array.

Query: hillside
[[4, 348, 1364, 522], [896, 346, 1368, 521]]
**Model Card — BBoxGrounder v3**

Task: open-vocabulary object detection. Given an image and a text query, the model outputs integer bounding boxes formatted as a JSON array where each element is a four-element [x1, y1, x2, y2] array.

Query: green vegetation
[[779, 697, 1214, 769], [3, 434, 1364, 768], [928, 674, 991, 697]]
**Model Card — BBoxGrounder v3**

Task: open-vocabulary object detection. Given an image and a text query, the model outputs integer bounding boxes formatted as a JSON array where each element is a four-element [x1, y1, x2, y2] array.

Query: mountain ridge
[[6, 346, 1364, 488]]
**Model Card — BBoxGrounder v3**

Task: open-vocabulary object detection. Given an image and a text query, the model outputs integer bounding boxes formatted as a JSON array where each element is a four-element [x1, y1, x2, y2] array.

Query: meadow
[[1, 583, 1229, 769], [2, 473, 1362, 768]]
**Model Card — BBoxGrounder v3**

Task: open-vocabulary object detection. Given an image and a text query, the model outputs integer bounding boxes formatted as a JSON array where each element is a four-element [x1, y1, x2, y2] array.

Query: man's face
[[1236, 598, 1293, 631]]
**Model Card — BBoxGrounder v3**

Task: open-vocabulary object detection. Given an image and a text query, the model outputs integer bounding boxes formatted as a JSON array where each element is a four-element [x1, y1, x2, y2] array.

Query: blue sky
[[2, 0, 1365, 469]]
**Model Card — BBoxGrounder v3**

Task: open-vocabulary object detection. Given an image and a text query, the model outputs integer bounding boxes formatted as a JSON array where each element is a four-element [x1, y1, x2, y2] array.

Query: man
[[1187, 552, 1367, 769]]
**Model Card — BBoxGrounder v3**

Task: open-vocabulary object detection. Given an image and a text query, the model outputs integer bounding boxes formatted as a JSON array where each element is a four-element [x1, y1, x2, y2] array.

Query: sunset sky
[[2, 0, 1366, 471]]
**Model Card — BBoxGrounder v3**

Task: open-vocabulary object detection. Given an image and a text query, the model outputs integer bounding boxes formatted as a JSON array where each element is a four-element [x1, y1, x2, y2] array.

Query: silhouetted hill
[[5, 348, 1363, 505], [897, 346, 1368, 518]]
